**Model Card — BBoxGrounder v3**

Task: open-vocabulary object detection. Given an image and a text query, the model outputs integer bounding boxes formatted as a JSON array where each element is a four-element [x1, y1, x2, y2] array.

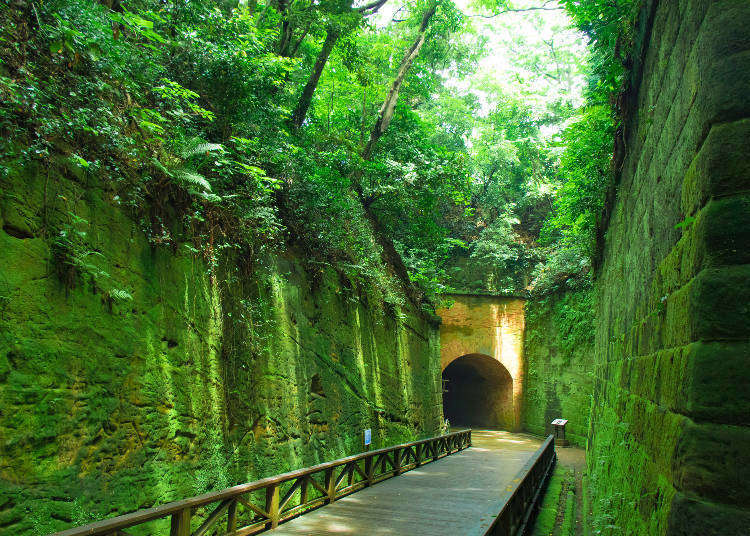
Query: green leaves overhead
[[0, 0, 632, 301]]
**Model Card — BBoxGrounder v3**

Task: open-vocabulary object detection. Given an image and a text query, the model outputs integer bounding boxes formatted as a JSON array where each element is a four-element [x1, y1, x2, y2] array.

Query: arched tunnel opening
[[442, 353, 514, 430]]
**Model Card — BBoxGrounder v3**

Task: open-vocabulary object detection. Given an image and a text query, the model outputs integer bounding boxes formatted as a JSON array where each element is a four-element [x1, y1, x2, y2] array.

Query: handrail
[[52, 429, 472, 536], [482, 434, 556, 536]]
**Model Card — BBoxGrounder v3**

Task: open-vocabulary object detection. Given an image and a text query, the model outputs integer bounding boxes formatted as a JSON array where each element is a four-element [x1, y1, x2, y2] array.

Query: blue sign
[[364, 428, 372, 446]]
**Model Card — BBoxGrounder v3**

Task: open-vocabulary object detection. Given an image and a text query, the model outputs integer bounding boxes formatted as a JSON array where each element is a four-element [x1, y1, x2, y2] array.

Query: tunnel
[[442, 353, 514, 430]]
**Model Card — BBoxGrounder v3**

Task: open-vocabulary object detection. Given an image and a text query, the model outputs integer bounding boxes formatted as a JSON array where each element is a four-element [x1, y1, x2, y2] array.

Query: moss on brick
[[682, 120, 750, 215], [685, 342, 750, 423], [591, 0, 750, 533], [672, 422, 750, 506], [668, 493, 750, 536]]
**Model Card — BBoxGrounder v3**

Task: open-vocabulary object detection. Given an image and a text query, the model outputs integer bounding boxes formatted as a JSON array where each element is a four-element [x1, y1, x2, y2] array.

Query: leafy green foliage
[[543, 104, 613, 252], [50, 211, 133, 304], [0, 0, 480, 304], [0, 0, 640, 304], [527, 0, 639, 288]]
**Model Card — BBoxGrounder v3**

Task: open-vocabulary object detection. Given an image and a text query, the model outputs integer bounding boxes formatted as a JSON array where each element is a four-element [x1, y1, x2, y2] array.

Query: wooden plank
[[324, 468, 336, 504], [193, 499, 231, 536], [265, 484, 280, 529], [227, 500, 238, 533], [270, 431, 545, 536], [279, 479, 302, 512], [236, 496, 268, 520], [299, 477, 309, 507]]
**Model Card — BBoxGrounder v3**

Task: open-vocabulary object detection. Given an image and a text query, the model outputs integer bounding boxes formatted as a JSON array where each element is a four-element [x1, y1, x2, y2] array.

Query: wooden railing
[[53, 429, 471, 536], [482, 434, 556, 536]]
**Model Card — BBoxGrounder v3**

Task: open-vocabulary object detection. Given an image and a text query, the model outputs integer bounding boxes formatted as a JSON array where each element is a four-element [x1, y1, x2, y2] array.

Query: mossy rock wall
[[590, 0, 750, 534], [0, 163, 443, 535], [523, 289, 594, 446]]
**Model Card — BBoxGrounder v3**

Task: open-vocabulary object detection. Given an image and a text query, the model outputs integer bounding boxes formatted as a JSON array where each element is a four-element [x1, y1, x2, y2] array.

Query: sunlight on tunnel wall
[[437, 295, 525, 430]]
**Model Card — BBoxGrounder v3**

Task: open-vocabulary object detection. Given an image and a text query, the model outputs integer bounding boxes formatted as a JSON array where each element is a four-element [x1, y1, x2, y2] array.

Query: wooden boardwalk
[[269, 430, 543, 536]]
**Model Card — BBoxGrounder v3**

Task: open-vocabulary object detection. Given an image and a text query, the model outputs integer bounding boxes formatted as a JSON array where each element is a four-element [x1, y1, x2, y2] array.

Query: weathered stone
[[522, 290, 594, 446], [437, 295, 525, 431], [0, 162, 442, 535], [590, 0, 750, 533]]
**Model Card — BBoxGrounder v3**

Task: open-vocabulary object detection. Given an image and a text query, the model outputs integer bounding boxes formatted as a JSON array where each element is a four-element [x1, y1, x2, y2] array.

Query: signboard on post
[[551, 419, 569, 447], [363, 428, 372, 447]]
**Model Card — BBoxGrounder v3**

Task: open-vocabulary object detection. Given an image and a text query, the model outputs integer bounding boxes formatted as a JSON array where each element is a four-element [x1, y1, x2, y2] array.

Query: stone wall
[[522, 289, 594, 446], [0, 163, 442, 535], [590, 0, 750, 533]]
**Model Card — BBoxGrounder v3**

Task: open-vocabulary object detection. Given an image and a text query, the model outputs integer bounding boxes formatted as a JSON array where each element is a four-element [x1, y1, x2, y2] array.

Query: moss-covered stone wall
[[522, 289, 594, 447], [0, 163, 443, 535], [590, 0, 750, 533]]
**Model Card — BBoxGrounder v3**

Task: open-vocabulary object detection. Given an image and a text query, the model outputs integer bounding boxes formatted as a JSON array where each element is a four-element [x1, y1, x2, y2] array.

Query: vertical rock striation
[[0, 163, 442, 535]]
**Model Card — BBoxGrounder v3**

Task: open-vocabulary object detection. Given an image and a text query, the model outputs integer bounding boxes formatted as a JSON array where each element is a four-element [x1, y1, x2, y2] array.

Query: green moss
[[523, 289, 594, 446], [667, 494, 750, 536], [560, 486, 575, 536], [589, 1, 750, 533], [0, 163, 442, 535], [532, 466, 566, 536], [531, 466, 579, 536], [681, 120, 750, 216]]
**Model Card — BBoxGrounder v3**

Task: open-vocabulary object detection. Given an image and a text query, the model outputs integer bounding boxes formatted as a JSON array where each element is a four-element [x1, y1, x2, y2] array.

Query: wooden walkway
[[269, 430, 543, 535]]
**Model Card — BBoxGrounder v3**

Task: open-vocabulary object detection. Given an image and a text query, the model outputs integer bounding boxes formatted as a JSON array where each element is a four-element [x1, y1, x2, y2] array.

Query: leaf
[[151, 158, 169, 175], [50, 40, 64, 55], [178, 137, 224, 160], [138, 120, 165, 135], [674, 216, 695, 230], [109, 288, 133, 301], [86, 43, 102, 61], [171, 168, 212, 192], [69, 154, 90, 169], [123, 11, 154, 29]]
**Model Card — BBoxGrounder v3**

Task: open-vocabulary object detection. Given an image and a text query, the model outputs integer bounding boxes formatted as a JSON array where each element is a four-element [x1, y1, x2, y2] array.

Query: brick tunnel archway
[[442, 353, 514, 430]]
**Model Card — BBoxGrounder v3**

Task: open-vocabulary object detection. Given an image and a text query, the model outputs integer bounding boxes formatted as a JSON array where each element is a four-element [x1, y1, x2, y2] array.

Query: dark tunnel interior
[[442, 353, 513, 430]]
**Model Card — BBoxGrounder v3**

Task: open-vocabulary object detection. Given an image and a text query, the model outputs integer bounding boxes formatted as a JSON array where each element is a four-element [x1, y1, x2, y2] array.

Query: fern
[[108, 288, 133, 301], [170, 167, 212, 191], [177, 136, 223, 160]]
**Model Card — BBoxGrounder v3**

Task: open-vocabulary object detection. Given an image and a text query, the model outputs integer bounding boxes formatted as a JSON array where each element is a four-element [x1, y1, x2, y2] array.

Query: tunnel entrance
[[442, 353, 514, 430]]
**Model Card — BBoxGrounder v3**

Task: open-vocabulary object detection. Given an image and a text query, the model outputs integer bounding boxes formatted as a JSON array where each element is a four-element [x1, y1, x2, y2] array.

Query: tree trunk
[[361, 1, 437, 160], [291, 27, 340, 129], [348, 1, 439, 300], [290, 0, 389, 129]]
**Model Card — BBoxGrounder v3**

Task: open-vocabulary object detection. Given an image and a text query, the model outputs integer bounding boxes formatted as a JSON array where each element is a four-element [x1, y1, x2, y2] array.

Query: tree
[[362, 0, 438, 160], [290, 0, 389, 129]]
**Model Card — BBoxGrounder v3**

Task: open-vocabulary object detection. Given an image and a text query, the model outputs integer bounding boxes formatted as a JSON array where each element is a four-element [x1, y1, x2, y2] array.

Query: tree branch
[[467, 1, 561, 19], [357, 0, 388, 15], [362, 0, 437, 160]]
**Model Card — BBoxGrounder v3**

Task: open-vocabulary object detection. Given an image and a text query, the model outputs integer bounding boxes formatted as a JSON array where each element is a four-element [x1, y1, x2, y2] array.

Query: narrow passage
[[269, 431, 542, 535]]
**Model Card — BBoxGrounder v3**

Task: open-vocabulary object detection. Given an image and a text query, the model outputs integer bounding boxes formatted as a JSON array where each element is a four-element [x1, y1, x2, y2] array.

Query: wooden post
[[415, 443, 422, 467], [325, 467, 336, 503], [300, 476, 309, 506], [170, 508, 191, 536], [226, 499, 238, 533], [393, 447, 402, 475], [504, 508, 513, 535], [266, 484, 280, 529], [365, 455, 374, 486]]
